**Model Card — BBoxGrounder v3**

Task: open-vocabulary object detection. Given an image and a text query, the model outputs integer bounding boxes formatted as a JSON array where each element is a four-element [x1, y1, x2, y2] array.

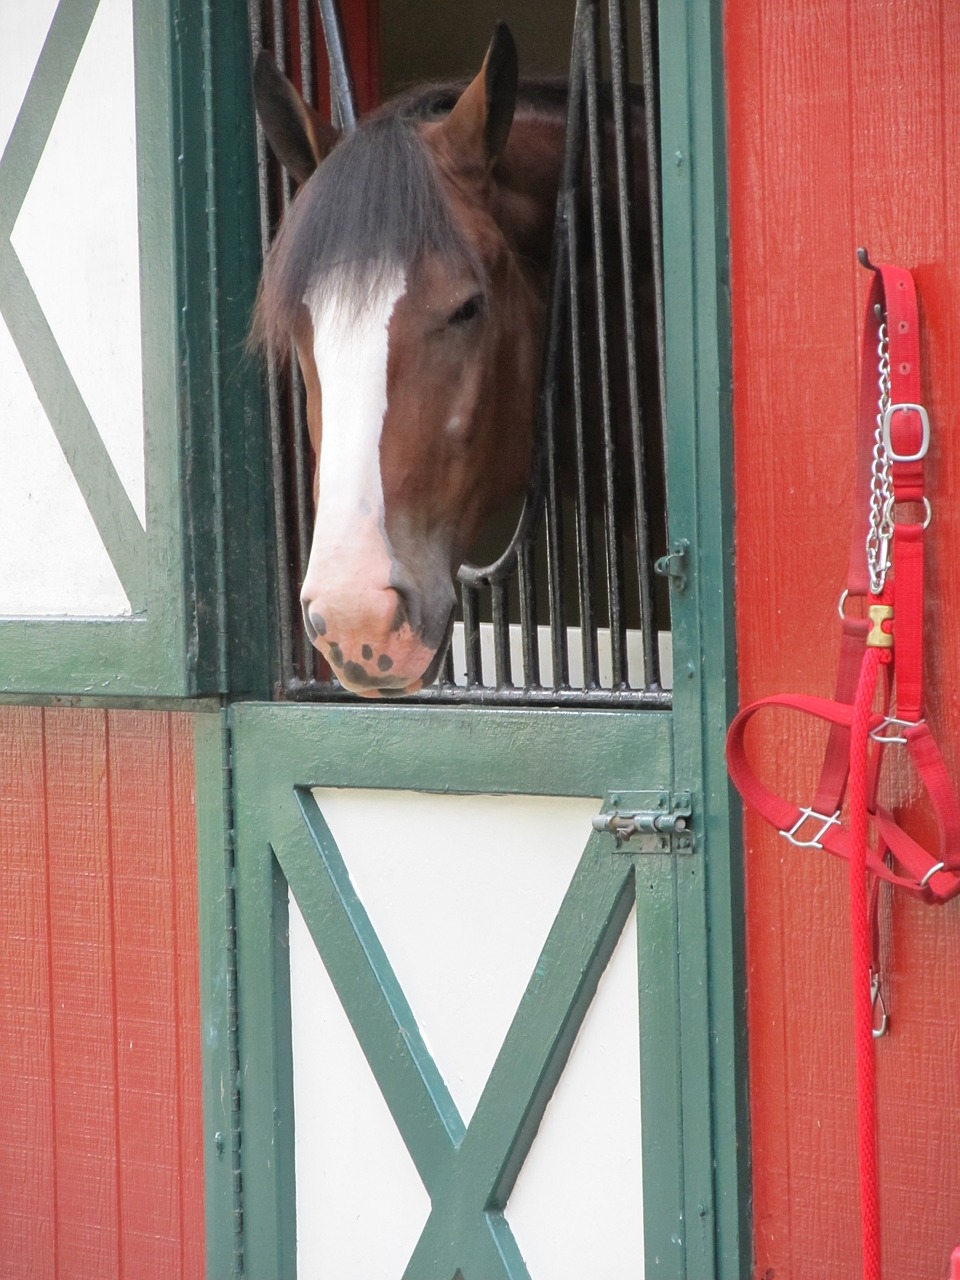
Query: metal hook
[[857, 246, 880, 273], [870, 970, 889, 1039]]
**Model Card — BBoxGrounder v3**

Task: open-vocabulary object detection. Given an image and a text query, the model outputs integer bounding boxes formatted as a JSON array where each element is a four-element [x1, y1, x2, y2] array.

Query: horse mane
[[252, 81, 570, 355]]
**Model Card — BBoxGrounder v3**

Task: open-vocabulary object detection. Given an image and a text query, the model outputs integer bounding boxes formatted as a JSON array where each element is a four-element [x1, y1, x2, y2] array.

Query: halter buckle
[[781, 807, 841, 850], [882, 402, 930, 462]]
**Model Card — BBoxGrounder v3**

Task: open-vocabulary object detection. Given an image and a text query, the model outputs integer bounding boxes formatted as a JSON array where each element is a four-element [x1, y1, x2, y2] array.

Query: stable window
[[250, 0, 670, 706]]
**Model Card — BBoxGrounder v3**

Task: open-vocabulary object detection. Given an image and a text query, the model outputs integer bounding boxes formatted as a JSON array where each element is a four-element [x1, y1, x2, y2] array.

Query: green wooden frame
[[0, 0, 272, 699]]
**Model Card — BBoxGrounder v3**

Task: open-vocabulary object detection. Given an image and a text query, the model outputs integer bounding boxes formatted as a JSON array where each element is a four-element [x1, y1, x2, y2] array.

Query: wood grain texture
[[0, 708, 202, 1279], [726, 2, 960, 1277]]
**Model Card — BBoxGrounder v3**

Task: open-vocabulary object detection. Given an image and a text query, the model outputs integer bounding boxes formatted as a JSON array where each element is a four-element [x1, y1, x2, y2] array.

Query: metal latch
[[654, 540, 689, 593], [592, 790, 694, 853]]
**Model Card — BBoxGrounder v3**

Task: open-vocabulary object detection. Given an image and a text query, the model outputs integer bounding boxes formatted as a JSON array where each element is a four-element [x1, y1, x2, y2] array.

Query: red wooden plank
[[0, 708, 202, 1279], [107, 710, 190, 1277], [43, 709, 122, 1279], [0, 707, 57, 1277], [727, 0, 960, 1275], [170, 713, 205, 1280]]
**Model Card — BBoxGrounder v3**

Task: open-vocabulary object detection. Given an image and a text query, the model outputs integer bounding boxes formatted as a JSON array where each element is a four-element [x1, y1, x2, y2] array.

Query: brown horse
[[253, 23, 655, 696]]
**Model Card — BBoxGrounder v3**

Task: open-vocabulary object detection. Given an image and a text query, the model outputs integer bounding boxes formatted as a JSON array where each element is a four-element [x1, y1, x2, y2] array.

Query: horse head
[[253, 25, 552, 696]]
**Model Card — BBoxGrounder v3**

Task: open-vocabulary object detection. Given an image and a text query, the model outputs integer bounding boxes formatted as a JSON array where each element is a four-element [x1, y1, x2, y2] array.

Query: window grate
[[250, 0, 670, 708]]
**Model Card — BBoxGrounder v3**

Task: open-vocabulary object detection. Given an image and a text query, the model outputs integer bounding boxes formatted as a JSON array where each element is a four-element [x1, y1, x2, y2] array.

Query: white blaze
[[302, 273, 406, 602]]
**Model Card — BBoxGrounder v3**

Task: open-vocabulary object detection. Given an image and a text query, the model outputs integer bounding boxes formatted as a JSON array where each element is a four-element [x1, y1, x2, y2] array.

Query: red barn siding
[[726, 2, 960, 1277], [0, 708, 203, 1279]]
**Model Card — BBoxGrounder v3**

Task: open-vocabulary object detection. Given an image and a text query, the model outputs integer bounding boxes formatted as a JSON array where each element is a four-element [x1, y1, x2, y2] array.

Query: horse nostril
[[301, 600, 321, 646], [390, 585, 411, 632]]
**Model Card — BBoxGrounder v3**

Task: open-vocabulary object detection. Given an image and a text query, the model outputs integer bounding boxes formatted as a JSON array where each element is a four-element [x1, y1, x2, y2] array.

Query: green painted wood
[[231, 702, 673, 798], [195, 709, 242, 1277], [0, 0, 272, 699], [171, 0, 274, 698], [658, 1, 749, 1277]]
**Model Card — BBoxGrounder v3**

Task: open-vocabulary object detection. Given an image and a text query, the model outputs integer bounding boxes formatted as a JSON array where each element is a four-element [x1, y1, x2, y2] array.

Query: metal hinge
[[592, 790, 694, 854], [654, 540, 689, 593]]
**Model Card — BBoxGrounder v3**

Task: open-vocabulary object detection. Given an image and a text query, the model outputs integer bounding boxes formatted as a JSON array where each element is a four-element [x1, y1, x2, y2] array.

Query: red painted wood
[[726, 2, 960, 1277], [0, 708, 202, 1279]]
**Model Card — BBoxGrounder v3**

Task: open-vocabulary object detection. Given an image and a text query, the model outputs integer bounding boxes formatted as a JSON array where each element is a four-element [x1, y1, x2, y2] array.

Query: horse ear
[[253, 51, 338, 184], [441, 21, 518, 168]]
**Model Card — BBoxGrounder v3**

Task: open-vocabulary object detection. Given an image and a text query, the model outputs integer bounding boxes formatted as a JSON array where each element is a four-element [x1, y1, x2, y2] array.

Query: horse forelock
[[254, 112, 482, 353]]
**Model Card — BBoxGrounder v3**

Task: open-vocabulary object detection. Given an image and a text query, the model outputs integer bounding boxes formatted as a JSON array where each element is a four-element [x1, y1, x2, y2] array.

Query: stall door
[[230, 702, 693, 1280]]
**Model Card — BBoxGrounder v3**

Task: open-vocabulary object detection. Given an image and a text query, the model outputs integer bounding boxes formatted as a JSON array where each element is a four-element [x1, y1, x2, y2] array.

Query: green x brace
[[281, 788, 639, 1280]]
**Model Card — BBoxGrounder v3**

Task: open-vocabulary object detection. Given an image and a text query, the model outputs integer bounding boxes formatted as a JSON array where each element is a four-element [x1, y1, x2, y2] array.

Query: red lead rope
[[850, 641, 885, 1280], [727, 258, 960, 1279]]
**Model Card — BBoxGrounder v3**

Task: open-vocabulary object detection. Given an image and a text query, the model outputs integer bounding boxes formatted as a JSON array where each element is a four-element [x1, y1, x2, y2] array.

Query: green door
[[199, 3, 747, 1277]]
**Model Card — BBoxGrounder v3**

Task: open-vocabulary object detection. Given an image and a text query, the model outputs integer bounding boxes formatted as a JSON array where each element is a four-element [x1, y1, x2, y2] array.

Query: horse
[[252, 22, 659, 696]]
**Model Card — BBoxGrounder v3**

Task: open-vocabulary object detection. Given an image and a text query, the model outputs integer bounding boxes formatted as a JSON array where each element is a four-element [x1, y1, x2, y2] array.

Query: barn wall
[[0, 707, 203, 1279], [726, 3, 960, 1277]]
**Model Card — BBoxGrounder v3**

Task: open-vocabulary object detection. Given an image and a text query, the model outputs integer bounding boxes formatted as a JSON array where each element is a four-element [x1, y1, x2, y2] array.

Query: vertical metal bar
[[565, 187, 600, 690], [583, 0, 628, 688], [638, 0, 667, 439], [491, 579, 513, 690], [517, 539, 541, 690], [314, 0, 357, 130], [298, 0, 314, 104], [542, 19, 592, 693], [608, 0, 659, 687], [249, 0, 295, 691], [439, 645, 456, 688], [461, 586, 482, 688]]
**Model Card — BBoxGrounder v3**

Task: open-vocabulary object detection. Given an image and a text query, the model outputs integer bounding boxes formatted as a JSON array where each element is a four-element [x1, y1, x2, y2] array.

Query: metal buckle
[[882, 402, 930, 462], [919, 861, 946, 889], [868, 715, 924, 745], [781, 807, 841, 850], [870, 970, 889, 1039]]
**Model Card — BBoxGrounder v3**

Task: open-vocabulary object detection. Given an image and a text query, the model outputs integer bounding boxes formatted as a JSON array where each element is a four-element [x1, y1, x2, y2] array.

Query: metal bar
[[517, 539, 541, 690], [565, 186, 600, 690], [638, 0, 667, 441], [298, 0, 314, 105], [249, 0, 295, 690], [461, 586, 482, 687], [314, 0, 357, 130], [280, 679, 673, 709], [491, 579, 513, 689], [439, 646, 456, 687], [583, 0, 628, 689], [609, 0, 659, 687]]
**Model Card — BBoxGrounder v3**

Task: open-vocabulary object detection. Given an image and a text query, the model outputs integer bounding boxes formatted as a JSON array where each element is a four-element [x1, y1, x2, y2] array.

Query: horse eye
[[447, 294, 482, 327]]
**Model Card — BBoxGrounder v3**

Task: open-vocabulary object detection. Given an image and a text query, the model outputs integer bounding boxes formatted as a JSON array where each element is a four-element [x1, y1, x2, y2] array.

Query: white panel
[[311, 789, 595, 1123], [507, 910, 644, 1278], [0, 314, 130, 616], [289, 895, 432, 1280], [0, 1, 59, 154], [11, 0, 146, 527]]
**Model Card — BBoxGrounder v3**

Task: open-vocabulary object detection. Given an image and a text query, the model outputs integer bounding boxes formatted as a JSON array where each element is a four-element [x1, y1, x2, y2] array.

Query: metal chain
[[865, 318, 893, 594]]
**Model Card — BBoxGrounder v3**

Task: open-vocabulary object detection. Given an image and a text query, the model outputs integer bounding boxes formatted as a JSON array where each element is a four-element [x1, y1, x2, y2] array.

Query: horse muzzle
[[301, 582, 454, 697]]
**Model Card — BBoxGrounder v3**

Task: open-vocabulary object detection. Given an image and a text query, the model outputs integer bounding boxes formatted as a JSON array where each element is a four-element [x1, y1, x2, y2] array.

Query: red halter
[[726, 258, 960, 1279]]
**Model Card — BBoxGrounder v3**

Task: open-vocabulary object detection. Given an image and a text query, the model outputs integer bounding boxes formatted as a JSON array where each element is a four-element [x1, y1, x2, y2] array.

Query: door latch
[[592, 791, 694, 854]]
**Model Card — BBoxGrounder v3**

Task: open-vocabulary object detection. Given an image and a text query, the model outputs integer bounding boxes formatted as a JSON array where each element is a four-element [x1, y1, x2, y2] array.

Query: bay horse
[[253, 22, 657, 696]]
